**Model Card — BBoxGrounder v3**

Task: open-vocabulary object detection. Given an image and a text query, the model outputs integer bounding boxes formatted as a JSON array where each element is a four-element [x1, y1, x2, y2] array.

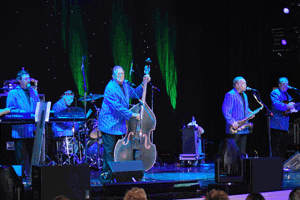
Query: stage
[[21, 160, 300, 199]]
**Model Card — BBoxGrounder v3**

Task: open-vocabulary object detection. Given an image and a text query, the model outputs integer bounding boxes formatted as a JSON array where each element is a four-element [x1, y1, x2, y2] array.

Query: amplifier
[[182, 127, 202, 154]]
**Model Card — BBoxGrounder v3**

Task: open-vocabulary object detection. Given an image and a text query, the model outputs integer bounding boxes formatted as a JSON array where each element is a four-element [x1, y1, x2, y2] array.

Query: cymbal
[[78, 94, 104, 101]]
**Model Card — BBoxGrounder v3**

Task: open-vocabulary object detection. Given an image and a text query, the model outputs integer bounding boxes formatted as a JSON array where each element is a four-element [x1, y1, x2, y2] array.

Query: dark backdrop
[[1, 0, 300, 162]]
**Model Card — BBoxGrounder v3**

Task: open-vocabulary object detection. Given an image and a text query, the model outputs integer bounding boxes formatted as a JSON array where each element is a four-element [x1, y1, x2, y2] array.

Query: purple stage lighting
[[281, 39, 287, 45], [283, 7, 290, 14]]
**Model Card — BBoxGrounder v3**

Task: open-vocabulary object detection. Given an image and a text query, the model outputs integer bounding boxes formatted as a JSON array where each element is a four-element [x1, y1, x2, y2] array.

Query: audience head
[[246, 192, 265, 200], [289, 187, 300, 200], [124, 187, 147, 200], [205, 189, 229, 200], [53, 195, 69, 200]]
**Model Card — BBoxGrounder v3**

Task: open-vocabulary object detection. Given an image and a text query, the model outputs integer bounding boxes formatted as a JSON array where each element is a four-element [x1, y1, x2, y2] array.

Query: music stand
[[29, 102, 51, 182]]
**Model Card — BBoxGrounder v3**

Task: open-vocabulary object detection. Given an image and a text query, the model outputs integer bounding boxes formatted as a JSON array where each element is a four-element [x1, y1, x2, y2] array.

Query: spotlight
[[281, 39, 287, 45], [283, 7, 290, 14]]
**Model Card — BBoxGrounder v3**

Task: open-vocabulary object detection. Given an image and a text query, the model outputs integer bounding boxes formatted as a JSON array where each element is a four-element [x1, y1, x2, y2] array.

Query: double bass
[[114, 58, 157, 171]]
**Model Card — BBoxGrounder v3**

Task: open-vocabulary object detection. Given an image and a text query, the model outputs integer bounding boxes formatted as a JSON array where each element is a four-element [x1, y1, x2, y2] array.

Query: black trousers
[[101, 132, 122, 175], [15, 138, 34, 176], [218, 134, 247, 175], [219, 134, 247, 155], [271, 128, 293, 159]]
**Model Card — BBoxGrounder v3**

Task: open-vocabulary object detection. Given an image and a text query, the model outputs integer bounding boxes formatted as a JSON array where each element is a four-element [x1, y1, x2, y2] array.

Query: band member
[[51, 90, 83, 162], [270, 77, 296, 159], [52, 90, 75, 137], [98, 65, 150, 183], [221, 77, 253, 173], [6, 70, 40, 177]]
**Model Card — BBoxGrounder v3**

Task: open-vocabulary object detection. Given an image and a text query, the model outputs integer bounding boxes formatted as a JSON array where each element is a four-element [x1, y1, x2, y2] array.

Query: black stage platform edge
[[208, 183, 251, 195], [91, 180, 203, 199]]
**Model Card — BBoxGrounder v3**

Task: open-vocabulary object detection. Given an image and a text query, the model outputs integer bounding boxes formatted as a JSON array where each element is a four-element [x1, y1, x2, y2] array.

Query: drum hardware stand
[[90, 101, 102, 170]]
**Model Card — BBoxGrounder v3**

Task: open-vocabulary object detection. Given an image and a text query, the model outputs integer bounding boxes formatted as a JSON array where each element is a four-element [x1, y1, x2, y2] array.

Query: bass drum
[[56, 136, 80, 155], [82, 138, 104, 169]]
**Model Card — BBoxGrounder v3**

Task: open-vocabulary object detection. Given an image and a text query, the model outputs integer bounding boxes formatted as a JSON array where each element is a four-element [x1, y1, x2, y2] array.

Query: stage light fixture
[[283, 7, 290, 14], [281, 39, 287, 45]]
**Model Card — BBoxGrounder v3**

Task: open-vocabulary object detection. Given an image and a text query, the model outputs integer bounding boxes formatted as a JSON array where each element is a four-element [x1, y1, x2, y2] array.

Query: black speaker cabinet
[[182, 127, 201, 154], [32, 164, 90, 200], [244, 157, 283, 193], [108, 161, 145, 183], [0, 165, 24, 200]]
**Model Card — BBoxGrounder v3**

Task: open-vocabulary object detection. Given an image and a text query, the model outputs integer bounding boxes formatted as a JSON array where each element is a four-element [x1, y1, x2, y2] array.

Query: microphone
[[246, 87, 257, 91], [130, 60, 134, 76], [124, 80, 135, 87], [288, 86, 298, 90]]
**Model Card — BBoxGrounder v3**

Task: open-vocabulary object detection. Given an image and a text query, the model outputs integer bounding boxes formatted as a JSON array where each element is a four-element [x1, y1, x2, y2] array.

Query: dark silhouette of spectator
[[289, 187, 300, 200], [124, 187, 147, 200], [205, 189, 229, 200], [246, 192, 265, 200]]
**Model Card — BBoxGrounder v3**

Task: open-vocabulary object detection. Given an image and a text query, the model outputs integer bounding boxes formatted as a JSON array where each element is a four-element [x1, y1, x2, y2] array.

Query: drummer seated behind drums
[[52, 90, 83, 156], [52, 90, 76, 137]]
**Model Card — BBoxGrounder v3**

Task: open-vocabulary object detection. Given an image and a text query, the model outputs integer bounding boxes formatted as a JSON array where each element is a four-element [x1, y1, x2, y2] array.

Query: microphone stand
[[81, 56, 88, 164], [250, 90, 283, 157]]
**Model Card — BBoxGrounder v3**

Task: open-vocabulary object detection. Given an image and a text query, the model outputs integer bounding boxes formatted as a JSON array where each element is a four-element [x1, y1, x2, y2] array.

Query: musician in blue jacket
[[270, 77, 295, 159], [98, 65, 149, 183], [6, 69, 40, 177], [222, 76, 253, 155], [221, 76, 253, 174]]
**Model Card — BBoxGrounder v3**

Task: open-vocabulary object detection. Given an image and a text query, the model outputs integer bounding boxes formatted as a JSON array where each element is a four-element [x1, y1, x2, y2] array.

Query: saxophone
[[229, 94, 264, 134]]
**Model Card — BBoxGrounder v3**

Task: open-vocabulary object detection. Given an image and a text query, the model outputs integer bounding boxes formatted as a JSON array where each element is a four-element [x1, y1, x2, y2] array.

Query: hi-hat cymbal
[[78, 94, 104, 101]]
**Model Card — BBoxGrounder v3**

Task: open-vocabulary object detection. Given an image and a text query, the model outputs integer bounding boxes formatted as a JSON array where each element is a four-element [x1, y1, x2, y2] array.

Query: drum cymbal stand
[[91, 101, 102, 170]]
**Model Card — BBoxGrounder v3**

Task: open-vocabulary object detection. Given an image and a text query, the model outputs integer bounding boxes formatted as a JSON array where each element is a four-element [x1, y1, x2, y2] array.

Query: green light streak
[[54, 0, 88, 96], [155, 10, 177, 111], [110, 0, 133, 82]]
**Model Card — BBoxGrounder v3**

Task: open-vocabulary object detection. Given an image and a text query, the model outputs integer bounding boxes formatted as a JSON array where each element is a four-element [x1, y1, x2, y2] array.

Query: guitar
[[282, 100, 300, 116], [0, 108, 10, 116]]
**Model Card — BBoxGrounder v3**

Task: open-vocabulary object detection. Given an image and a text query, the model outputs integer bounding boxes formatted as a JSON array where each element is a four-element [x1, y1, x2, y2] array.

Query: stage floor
[[87, 161, 300, 199], [23, 161, 300, 199]]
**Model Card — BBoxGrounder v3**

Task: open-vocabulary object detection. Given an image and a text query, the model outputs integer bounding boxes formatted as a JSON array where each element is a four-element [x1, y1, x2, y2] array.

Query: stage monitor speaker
[[244, 157, 283, 193], [284, 151, 300, 170], [0, 165, 24, 200], [108, 161, 145, 183], [32, 164, 90, 200]]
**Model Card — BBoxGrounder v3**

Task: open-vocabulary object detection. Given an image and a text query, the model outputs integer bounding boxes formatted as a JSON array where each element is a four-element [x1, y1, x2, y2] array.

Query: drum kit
[[52, 94, 104, 169]]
